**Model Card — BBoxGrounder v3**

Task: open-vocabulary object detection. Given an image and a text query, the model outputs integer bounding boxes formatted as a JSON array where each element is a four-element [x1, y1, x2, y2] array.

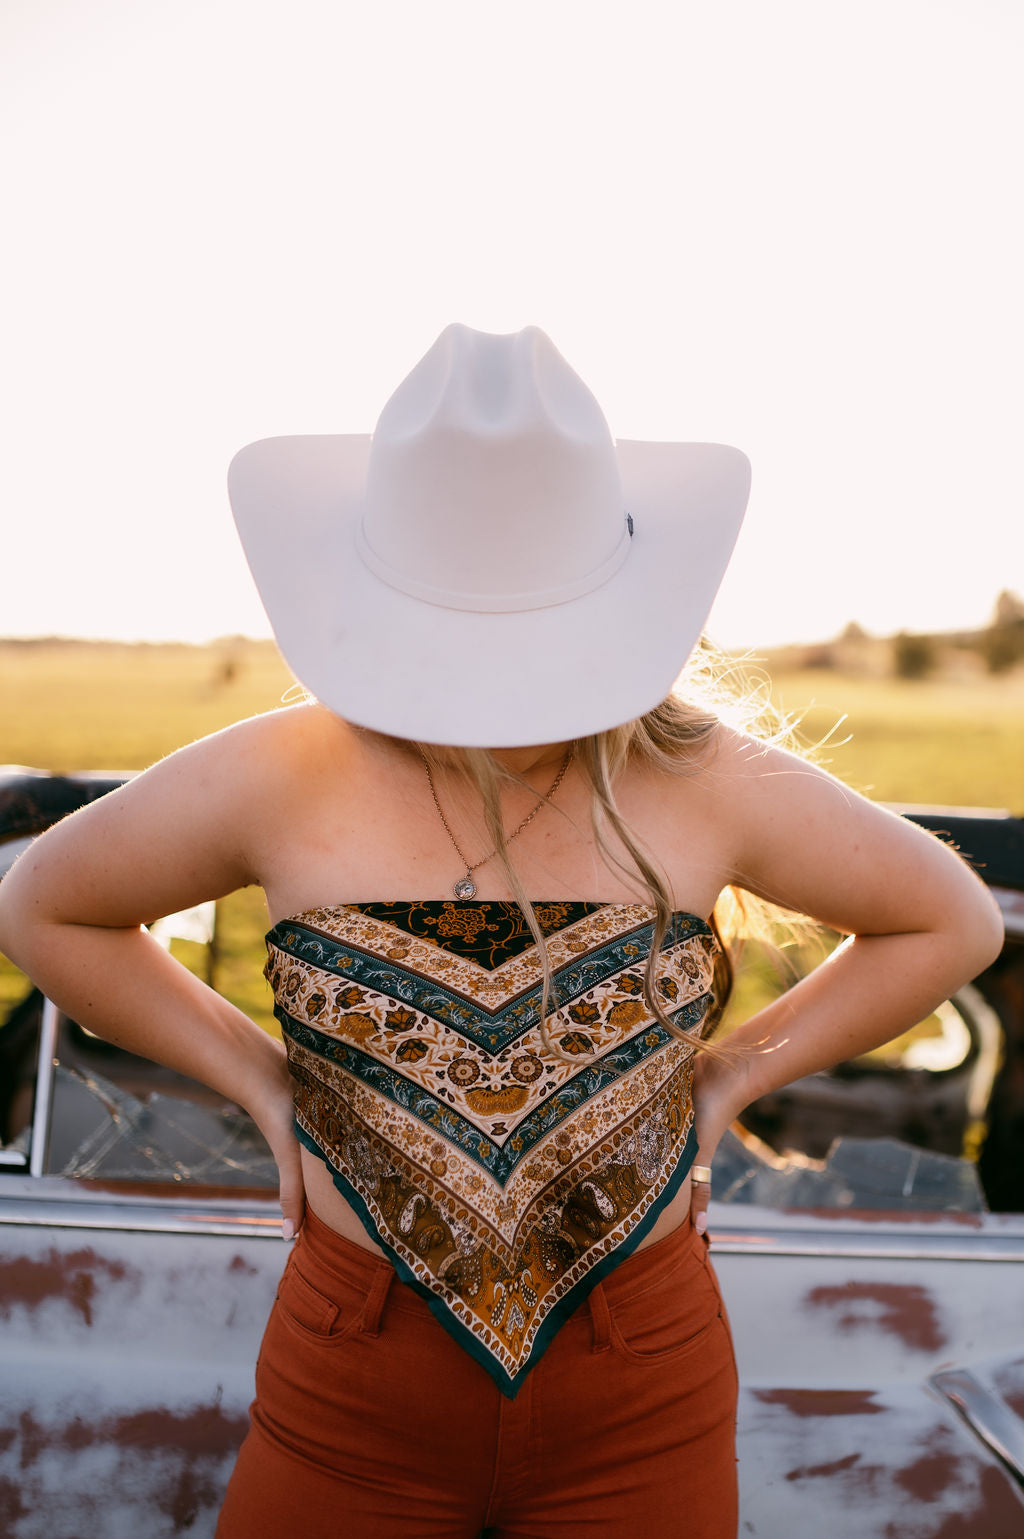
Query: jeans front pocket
[[273, 1250, 365, 1347], [608, 1229, 722, 1365]]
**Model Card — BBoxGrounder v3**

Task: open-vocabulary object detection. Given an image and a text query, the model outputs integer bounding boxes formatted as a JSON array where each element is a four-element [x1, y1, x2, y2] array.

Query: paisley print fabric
[[265, 901, 717, 1399]]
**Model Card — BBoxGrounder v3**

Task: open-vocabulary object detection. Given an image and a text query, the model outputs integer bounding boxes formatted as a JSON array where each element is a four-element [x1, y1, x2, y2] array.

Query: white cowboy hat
[[228, 324, 750, 747]]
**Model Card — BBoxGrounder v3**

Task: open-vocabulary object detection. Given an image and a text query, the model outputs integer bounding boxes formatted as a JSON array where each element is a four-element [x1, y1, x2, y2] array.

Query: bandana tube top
[[265, 901, 717, 1399]]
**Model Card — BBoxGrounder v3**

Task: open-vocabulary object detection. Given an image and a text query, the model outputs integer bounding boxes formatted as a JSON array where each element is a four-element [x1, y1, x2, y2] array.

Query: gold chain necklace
[[420, 747, 574, 898]]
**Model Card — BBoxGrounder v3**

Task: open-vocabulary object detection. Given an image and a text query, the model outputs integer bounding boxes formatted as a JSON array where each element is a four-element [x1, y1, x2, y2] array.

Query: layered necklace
[[420, 746, 574, 898]]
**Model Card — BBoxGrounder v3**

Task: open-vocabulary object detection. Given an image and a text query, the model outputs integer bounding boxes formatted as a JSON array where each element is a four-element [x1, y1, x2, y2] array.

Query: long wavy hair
[[416, 644, 790, 1065]]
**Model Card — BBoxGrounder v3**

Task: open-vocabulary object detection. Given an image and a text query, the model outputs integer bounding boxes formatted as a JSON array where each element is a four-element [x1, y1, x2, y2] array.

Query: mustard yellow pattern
[[266, 901, 716, 1398]]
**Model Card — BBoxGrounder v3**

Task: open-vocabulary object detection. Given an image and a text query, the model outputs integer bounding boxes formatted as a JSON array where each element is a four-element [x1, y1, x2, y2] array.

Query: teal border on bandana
[[292, 1115, 700, 1401]]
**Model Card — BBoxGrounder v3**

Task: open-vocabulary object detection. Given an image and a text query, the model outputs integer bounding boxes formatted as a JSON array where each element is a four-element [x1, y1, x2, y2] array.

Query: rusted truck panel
[[713, 1209, 1024, 1537], [3, 1193, 1024, 1538], [0, 1191, 282, 1539]]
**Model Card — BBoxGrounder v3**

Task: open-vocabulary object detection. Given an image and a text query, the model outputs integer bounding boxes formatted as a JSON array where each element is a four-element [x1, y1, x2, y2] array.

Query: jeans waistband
[[297, 1201, 699, 1312]]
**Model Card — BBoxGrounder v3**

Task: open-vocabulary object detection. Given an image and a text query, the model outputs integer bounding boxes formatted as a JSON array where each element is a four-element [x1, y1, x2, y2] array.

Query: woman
[[0, 325, 1003, 1538]]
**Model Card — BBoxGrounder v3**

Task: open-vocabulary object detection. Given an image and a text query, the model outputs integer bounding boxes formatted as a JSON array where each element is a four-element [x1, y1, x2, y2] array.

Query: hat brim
[[228, 435, 750, 747]]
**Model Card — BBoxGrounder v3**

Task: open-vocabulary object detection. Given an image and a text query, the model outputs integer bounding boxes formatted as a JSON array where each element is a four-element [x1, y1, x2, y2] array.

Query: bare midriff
[[298, 1143, 694, 1259]]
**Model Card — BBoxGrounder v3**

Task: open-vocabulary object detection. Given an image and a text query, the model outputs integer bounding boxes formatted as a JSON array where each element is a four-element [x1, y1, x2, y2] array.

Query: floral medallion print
[[266, 901, 716, 1397]]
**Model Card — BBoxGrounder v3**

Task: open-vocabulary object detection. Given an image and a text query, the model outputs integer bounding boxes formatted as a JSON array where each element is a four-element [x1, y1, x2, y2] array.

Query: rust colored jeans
[[217, 1205, 738, 1538]]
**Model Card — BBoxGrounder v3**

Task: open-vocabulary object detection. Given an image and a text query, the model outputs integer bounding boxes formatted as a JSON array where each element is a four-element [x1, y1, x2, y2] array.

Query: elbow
[[0, 898, 31, 975], [961, 885, 1006, 981], [0, 884, 18, 962], [0, 855, 46, 969]]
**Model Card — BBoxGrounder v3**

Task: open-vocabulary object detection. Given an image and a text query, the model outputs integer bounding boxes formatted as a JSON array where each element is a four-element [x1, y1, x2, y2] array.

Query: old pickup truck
[[2, 771, 1023, 1538]]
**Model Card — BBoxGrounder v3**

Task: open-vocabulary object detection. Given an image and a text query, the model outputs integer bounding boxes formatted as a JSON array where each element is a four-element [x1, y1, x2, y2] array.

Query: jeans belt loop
[[359, 1263, 396, 1337], [588, 1280, 613, 1354]]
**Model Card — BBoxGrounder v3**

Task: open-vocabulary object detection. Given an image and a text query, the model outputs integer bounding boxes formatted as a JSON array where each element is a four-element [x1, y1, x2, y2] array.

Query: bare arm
[[688, 732, 1004, 1222], [0, 714, 305, 1236]]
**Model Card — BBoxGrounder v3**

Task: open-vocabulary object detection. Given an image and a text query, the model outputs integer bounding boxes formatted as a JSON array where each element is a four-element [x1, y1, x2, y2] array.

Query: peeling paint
[[0, 1400, 250, 1537], [156, 1462, 223, 1530], [885, 1465, 1024, 1539], [0, 1473, 29, 1533], [5, 1402, 249, 1467], [742, 1381, 1024, 1539], [228, 1254, 259, 1276], [894, 1429, 960, 1501], [17, 1411, 46, 1472], [0, 1247, 137, 1326], [785, 1452, 863, 1481], [752, 1388, 884, 1417], [804, 1281, 946, 1352]]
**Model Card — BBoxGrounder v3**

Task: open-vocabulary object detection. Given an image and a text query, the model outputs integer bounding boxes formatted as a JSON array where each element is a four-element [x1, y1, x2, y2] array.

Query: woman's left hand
[[689, 1052, 752, 1236], [689, 1161, 713, 1237], [243, 1045, 307, 1242]]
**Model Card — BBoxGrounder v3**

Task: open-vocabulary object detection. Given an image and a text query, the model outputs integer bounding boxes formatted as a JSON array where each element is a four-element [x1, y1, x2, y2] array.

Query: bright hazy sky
[[2, 0, 1021, 650]]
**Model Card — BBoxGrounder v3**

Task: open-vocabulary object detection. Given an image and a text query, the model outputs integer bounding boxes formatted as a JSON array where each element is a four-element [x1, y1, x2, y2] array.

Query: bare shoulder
[[189, 698, 352, 765], [0, 704, 363, 931], [130, 701, 366, 860], [136, 701, 358, 802], [700, 723, 858, 811], [705, 724, 1001, 945], [210, 699, 354, 775]]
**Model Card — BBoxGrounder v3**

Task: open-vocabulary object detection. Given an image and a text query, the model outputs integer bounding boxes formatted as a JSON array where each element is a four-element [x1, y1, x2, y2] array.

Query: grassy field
[[2, 639, 1021, 1036], [0, 640, 296, 1029], [770, 666, 1024, 810], [0, 638, 296, 770]]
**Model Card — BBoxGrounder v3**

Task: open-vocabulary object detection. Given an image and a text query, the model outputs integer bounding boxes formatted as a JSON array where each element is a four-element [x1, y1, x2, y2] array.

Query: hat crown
[[360, 324, 628, 611]]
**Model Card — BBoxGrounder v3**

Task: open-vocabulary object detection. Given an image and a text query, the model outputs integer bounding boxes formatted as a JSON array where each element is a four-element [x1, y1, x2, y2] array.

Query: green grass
[[0, 638, 296, 771], [2, 640, 1021, 1037], [0, 639, 296, 1030], [772, 667, 1024, 810]]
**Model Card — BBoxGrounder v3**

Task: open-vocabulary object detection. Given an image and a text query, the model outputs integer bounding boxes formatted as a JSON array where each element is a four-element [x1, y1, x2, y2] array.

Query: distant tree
[[981, 591, 1024, 674], [212, 644, 244, 688], [801, 644, 836, 669], [993, 590, 1024, 627], [892, 630, 936, 680]]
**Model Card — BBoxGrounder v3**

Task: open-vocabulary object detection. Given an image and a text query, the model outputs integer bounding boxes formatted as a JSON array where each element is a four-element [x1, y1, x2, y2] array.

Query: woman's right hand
[[0, 716, 317, 1241]]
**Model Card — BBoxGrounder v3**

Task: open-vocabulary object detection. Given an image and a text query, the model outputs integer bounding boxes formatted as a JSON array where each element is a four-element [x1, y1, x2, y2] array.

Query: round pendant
[[453, 876, 477, 899]]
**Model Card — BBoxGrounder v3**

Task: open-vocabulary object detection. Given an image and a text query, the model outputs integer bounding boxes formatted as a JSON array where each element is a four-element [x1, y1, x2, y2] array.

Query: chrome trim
[[28, 997, 60, 1178], [708, 1204, 1024, 1262], [4, 1177, 1024, 1253], [931, 1368, 1024, 1486], [709, 1230, 1024, 1262], [957, 982, 1003, 1124], [0, 1175, 280, 1238]]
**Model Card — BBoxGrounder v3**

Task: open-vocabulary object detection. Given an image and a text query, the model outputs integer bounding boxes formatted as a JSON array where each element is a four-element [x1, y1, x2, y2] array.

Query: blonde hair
[[416, 642, 791, 1065]]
